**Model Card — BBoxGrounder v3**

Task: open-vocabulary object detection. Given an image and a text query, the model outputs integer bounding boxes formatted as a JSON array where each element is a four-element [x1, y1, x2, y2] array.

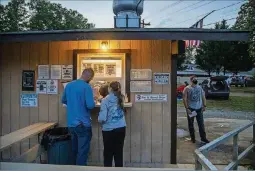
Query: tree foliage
[[234, 0, 255, 60], [0, 0, 94, 32], [195, 20, 254, 75], [177, 47, 195, 70]]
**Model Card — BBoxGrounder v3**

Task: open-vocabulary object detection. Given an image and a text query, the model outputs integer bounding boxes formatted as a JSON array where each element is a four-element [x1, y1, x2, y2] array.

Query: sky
[[0, 0, 246, 28]]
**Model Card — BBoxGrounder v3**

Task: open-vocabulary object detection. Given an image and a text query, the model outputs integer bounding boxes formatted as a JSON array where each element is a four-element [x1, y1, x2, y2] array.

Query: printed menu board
[[105, 64, 116, 77], [94, 64, 104, 77]]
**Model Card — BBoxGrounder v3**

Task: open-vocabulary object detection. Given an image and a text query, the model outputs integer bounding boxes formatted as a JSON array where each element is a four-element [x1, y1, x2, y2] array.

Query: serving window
[[73, 50, 131, 104]]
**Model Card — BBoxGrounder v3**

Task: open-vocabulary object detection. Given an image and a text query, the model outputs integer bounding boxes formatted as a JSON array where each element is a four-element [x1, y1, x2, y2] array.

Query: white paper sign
[[62, 82, 70, 89], [20, 94, 38, 107], [154, 73, 170, 84], [47, 80, 58, 94], [135, 94, 168, 102], [51, 65, 62, 79], [62, 65, 73, 80], [130, 81, 151, 92], [36, 80, 47, 94], [130, 69, 152, 80], [38, 65, 49, 79]]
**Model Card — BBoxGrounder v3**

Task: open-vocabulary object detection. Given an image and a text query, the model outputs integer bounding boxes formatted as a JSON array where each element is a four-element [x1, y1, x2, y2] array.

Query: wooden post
[[233, 134, 239, 170], [195, 155, 202, 170]]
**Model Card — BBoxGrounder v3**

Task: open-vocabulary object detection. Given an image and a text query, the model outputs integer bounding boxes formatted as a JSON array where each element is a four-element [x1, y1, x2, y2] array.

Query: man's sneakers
[[191, 138, 196, 143], [201, 139, 210, 144]]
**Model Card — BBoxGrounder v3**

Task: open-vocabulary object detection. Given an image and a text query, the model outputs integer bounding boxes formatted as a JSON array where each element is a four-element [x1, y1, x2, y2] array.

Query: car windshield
[[211, 80, 226, 91]]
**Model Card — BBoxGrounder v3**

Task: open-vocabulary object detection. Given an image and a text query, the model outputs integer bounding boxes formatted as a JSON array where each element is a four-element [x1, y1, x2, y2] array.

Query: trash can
[[41, 127, 74, 165]]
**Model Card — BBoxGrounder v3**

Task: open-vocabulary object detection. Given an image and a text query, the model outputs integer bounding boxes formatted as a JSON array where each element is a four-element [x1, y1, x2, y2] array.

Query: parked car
[[201, 76, 230, 100], [245, 77, 255, 87], [230, 76, 245, 87]]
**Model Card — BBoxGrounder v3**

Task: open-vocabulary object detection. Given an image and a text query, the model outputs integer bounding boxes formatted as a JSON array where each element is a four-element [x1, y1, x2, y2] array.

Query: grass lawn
[[178, 96, 255, 112], [230, 86, 255, 93]]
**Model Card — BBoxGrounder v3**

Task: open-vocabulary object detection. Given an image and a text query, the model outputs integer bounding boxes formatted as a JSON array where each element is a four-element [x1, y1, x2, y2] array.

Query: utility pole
[[141, 19, 151, 28]]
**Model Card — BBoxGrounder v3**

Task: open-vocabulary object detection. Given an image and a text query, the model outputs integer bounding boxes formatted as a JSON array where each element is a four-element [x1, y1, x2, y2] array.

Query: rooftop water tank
[[113, 0, 144, 28]]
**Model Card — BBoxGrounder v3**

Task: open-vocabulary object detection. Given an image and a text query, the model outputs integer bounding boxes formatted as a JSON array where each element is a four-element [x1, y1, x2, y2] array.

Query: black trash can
[[41, 127, 74, 165]]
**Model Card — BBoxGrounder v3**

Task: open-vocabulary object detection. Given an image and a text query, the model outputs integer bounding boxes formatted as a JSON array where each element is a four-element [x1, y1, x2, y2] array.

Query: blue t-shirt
[[62, 80, 95, 127], [98, 93, 126, 131]]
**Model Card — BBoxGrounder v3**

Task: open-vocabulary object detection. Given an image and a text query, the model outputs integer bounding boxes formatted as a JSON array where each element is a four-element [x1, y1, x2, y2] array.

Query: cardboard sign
[[36, 80, 47, 94], [22, 70, 35, 91], [62, 65, 73, 80], [135, 94, 168, 102], [47, 80, 58, 94], [130, 69, 152, 80], [130, 81, 151, 92], [38, 65, 49, 79], [51, 65, 62, 79], [154, 73, 170, 84], [20, 94, 38, 107]]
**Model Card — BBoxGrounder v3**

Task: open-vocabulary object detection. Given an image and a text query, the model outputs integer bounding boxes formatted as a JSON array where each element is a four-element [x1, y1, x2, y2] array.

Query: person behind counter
[[61, 68, 95, 166], [98, 81, 126, 167]]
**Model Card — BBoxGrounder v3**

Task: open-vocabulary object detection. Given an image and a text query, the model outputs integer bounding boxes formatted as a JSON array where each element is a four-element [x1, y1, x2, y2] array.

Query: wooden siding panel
[[151, 41, 163, 164], [48, 42, 59, 123], [162, 41, 171, 163], [58, 41, 69, 127], [38, 42, 49, 123], [20, 43, 31, 154], [140, 40, 152, 165], [130, 40, 142, 166], [88, 40, 100, 164], [10, 43, 21, 158], [1, 43, 12, 159], [29, 43, 40, 149]]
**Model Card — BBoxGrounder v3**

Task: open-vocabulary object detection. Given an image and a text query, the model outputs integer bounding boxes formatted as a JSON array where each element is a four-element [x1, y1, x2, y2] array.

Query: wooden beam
[[0, 28, 249, 42]]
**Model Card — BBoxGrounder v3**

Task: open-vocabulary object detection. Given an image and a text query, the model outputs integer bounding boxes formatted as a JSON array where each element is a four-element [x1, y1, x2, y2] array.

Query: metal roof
[[0, 28, 249, 43]]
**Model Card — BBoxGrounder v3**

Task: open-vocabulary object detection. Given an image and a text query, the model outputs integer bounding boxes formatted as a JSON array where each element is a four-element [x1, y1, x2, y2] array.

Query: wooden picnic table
[[0, 122, 57, 152]]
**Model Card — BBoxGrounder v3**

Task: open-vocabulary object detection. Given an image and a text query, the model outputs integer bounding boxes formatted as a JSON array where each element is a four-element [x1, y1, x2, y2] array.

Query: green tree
[[3, 0, 29, 32], [195, 41, 217, 76], [0, 4, 5, 31], [28, 0, 94, 30], [177, 47, 195, 70], [234, 0, 255, 59]]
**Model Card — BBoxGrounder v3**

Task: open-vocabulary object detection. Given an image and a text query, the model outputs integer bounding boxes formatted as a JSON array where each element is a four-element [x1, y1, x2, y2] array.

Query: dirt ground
[[177, 117, 254, 165]]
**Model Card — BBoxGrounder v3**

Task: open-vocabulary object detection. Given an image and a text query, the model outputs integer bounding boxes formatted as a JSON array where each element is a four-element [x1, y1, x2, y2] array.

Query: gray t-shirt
[[185, 85, 204, 110]]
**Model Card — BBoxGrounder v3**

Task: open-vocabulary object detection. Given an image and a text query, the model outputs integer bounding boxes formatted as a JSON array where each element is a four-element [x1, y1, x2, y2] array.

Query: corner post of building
[[170, 40, 178, 164]]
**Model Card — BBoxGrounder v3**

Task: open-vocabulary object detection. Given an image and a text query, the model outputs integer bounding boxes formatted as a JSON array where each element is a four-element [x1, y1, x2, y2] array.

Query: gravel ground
[[178, 107, 255, 120]]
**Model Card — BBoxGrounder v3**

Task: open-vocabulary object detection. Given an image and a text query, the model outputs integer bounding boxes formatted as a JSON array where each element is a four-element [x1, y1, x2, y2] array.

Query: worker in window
[[183, 75, 210, 144], [62, 68, 95, 166]]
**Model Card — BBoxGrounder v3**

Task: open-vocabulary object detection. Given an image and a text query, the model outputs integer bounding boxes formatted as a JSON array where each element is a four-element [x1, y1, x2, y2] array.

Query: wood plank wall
[[0, 40, 172, 167]]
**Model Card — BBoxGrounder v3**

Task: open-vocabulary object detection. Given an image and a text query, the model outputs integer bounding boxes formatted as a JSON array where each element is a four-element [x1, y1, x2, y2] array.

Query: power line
[[157, 0, 245, 28], [156, 0, 216, 27], [152, 0, 204, 21], [203, 17, 236, 27], [143, 0, 184, 20]]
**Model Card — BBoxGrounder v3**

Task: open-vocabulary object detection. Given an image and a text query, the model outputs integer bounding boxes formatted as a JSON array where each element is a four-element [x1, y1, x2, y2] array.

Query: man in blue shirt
[[62, 68, 95, 166]]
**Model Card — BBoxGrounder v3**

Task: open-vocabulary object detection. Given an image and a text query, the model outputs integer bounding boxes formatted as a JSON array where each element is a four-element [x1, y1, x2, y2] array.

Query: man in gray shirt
[[183, 76, 210, 144]]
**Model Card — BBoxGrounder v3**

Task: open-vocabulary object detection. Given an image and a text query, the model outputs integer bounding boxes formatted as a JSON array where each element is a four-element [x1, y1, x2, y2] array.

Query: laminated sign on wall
[[154, 73, 170, 84], [38, 65, 49, 79], [51, 65, 62, 79], [135, 94, 168, 102], [20, 94, 38, 107], [62, 65, 73, 80], [36, 80, 47, 94], [47, 80, 58, 94], [130, 81, 151, 92]]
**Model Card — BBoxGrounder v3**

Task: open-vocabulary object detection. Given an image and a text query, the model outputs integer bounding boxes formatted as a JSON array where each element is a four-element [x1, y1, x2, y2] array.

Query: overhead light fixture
[[101, 41, 109, 50]]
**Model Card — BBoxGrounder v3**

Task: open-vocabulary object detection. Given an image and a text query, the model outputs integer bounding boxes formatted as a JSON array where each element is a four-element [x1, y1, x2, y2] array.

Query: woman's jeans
[[69, 124, 92, 166]]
